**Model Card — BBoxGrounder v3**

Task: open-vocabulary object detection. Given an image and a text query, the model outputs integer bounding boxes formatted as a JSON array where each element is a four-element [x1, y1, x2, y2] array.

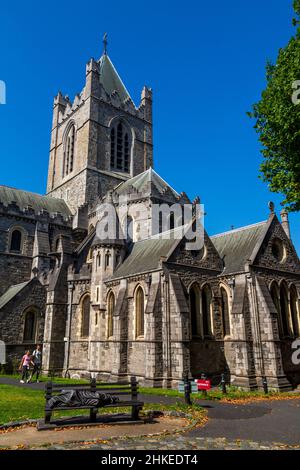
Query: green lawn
[[0, 385, 45, 424]]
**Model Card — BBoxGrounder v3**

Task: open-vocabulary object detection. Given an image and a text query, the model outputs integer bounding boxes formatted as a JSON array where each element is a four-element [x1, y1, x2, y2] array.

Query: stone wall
[[0, 278, 46, 367]]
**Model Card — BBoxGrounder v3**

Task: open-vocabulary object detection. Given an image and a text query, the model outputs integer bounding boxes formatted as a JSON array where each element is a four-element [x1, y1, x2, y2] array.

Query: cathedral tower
[[47, 37, 153, 217]]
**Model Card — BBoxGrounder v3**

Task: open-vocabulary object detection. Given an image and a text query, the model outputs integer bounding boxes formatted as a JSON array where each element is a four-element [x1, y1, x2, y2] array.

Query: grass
[[0, 374, 89, 385], [0, 384, 205, 426], [1, 373, 299, 404]]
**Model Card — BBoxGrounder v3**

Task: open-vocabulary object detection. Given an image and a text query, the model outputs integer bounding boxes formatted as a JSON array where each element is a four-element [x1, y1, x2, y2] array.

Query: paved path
[[1, 377, 300, 448], [191, 398, 300, 445], [41, 436, 300, 450], [0, 417, 187, 449]]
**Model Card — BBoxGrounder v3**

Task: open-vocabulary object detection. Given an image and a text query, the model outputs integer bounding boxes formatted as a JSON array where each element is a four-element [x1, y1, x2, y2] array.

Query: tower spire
[[103, 32, 108, 55]]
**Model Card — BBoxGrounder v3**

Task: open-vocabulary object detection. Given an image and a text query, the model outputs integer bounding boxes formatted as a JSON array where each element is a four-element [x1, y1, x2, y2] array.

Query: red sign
[[195, 379, 211, 391]]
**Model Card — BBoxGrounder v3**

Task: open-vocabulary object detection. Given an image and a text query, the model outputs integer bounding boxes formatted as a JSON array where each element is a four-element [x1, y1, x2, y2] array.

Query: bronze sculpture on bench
[[39, 376, 144, 429], [47, 389, 119, 409]]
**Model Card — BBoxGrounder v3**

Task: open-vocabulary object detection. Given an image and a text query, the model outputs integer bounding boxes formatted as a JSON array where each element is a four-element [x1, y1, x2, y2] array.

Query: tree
[[249, 1, 300, 212]]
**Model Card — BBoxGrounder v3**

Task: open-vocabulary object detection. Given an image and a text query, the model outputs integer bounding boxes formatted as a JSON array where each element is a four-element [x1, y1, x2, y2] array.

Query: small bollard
[[183, 376, 192, 405], [262, 376, 268, 395], [221, 373, 227, 394]]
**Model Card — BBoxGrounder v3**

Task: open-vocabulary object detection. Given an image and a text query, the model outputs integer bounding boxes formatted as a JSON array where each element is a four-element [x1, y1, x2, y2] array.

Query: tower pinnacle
[[103, 32, 108, 55]]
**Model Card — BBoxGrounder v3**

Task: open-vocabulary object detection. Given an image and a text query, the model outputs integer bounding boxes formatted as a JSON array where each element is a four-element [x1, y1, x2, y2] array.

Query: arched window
[[189, 283, 201, 336], [125, 216, 134, 241], [107, 291, 115, 338], [270, 282, 284, 337], [64, 124, 76, 176], [169, 212, 175, 230], [158, 212, 163, 234], [96, 253, 101, 270], [220, 286, 230, 337], [135, 286, 145, 337], [10, 229, 22, 252], [23, 310, 36, 342], [110, 121, 131, 173], [270, 282, 283, 336], [105, 252, 110, 269], [202, 285, 212, 337], [81, 294, 90, 337], [290, 285, 299, 337], [280, 282, 290, 337]]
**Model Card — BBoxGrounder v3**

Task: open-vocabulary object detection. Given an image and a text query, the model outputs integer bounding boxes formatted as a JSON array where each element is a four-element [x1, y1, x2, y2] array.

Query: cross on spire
[[103, 32, 108, 55]]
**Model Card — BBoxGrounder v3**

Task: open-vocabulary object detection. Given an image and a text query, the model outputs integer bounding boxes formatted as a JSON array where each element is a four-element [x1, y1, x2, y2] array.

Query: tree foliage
[[250, 1, 300, 211]]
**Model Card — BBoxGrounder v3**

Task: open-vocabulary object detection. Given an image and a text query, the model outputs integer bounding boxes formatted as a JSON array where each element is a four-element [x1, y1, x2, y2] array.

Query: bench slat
[[46, 401, 144, 411]]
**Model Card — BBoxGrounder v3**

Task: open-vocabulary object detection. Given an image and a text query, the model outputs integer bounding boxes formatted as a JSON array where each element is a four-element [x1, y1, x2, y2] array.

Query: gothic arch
[[109, 117, 133, 174], [80, 293, 91, 338], [122, 215, 134, 241], [279, 281, 291, 337], [201, 284, 213, 337], [8, 225, 27, 254], [62, 120, 76, 177], [189, 282, 201, 337], [134, 285, 145, 338], [23, 307, 39, 343], [270, 281, 282, 333], [290, 284, 299, 337], [107, 290, 115, 338], [219, 283, 231, 337]]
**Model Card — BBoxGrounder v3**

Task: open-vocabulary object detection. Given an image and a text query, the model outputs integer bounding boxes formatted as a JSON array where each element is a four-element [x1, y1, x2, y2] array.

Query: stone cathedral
[[0, 42, 300, 391]]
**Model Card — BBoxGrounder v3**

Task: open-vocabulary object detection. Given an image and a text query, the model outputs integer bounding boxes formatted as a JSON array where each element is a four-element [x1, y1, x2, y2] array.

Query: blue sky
[[0, 0, 299, 254]]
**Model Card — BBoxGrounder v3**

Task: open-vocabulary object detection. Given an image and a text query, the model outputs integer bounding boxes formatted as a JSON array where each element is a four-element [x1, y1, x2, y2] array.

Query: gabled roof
[[211, 221, 268, 274], [114, 168, 181, 199], [0, 185, 72, 218], [110, 227, 184, 280], [0, 281, 31, 310], [98, 54, 132, 104]]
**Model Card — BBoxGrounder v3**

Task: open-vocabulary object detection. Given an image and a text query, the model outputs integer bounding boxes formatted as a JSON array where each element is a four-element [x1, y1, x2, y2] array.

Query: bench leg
[[90, 408, 97, 423], [131, 406, 140, 421], [45, 411, 52, 424]]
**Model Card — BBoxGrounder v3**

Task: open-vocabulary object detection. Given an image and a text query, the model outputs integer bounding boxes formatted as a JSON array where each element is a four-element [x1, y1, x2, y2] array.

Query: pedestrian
[[19, 350, 33, 384], [28, 344, 42, 383]]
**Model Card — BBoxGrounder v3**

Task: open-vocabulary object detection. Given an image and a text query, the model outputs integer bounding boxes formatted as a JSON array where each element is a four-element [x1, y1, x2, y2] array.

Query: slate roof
[[0, 185, 72, 218], [114, 168, 180, 199], [211, 221, 268, 274], [99, 54, 132, 103], [110, 228, 184, 279], [0, 281, 31, 310]]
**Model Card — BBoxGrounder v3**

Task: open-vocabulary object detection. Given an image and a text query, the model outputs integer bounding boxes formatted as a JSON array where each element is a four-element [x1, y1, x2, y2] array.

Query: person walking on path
[[28, 345, 42, 383], [19, 350, 33, 384]]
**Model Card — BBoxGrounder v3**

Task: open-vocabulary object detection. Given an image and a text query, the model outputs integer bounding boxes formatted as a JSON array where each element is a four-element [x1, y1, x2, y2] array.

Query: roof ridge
[[211, 220, 267, 239], [149, 169, 180, 197], [0, 280, 32, 310]]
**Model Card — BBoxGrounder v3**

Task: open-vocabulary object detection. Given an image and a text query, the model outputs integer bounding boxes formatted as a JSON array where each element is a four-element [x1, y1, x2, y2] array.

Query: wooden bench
[[43, 376, 144, 427]]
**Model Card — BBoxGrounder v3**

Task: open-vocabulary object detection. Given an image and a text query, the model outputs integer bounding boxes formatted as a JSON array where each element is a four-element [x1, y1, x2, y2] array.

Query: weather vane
[[103, 32, 108, 55]]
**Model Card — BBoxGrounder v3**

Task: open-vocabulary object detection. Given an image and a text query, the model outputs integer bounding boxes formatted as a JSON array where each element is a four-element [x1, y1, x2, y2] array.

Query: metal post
[[184, 375, 191, 405], [221, 373, 227, 394], [262, 376, 268, 394], [201, 373, 207, 398]]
